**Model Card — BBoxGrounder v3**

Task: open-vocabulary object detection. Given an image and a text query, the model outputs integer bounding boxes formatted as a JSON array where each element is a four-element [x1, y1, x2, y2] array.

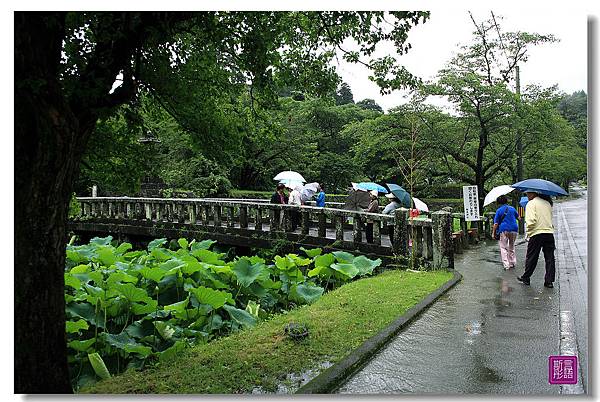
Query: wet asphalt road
[[338, 192, 587, 395]]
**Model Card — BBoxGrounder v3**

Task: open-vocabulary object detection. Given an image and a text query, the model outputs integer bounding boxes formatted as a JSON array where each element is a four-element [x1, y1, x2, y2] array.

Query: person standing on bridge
[[288, 184, 303, 231], [315, 184, 326, 207], [517, 190, 556, 288], [364, 190, 380, 243], [270, 183, 288, 205], [383, 193, 402, 243], [491, 195, 520, 270]]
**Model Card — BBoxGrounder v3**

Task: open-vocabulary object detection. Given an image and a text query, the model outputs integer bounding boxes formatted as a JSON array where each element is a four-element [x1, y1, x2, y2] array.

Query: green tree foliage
[[557, 90, 587, 148], [420, 13, 557, 205], [356, 98, 384, 113], [75, 106, 148, 195], [335, 82, 355, 105]]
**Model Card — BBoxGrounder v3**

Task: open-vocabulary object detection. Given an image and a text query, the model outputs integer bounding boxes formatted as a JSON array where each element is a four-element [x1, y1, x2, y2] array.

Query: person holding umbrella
[[491, 195, 520, 270], [517, 189, 556, 288], [363, 190, 380, 243]]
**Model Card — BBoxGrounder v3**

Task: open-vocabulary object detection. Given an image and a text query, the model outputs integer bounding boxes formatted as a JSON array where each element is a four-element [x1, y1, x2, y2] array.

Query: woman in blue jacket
[[491, 195, 520, 270]]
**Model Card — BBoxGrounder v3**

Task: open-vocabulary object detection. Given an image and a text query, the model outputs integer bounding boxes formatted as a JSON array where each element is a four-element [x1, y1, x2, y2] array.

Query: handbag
[[494, 206, 509, 240]]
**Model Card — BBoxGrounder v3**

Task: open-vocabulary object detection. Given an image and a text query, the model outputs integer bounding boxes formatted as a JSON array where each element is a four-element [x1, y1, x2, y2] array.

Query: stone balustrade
[[72, 197, 456, 269]]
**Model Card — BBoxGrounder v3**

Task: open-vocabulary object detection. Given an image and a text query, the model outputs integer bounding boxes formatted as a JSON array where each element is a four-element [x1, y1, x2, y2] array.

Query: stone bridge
[[69, 197, 496, 269]]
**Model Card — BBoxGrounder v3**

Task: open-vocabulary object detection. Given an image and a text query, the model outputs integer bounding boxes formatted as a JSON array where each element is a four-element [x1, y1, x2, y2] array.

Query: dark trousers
[[523, 233, 556, 283], [388, 226, 394, 244], [365, 223, 374, 243], [290, 210, 300, 231]]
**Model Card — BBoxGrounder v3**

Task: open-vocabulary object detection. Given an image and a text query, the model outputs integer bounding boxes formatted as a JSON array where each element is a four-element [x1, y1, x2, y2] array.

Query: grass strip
[[84, 269, 453, 394]]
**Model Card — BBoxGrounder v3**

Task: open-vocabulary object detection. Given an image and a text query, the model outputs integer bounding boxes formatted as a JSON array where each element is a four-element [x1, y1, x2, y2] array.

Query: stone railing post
[[301, 209, 310, 235], [413, 225, 423, 258], [239, 205, 248, 229], [269, 208, 279, 232], [352, 214, 362, 244], [317, 212, 326, 238], [335, 215, 344, 241], [392, 208, 409, 255], [227, 206, 235, 228], [431, 211, 454, 269], [255, 207, 263, 231], [423, 226, 433, 260], [189, 203, 197, 224], [373, 220, 381, 246], [213, 205, 221, 227], [459, 214, 468, 248]]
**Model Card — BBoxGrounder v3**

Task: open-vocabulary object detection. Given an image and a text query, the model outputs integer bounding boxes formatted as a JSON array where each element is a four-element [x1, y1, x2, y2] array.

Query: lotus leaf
[[300, 247, 323, 258], [154, 321, 176, 340], [190, 239, 216, 251], [66, 319, 89, 334], [65, 273, 82, 290], [352, 256, 382, 276], [177, 238, 189, 250], [332, 251, 355, 263], [114, 283, 149, 302], [68, 338, 96, 352], [147, 238, 167, 251], [222, 304, 257, 328], [330, 263, 360, 279], [88, 353, 111, 380], [188, 286, 229, 309], [159, 340, 187, 362], [233, 258, 265, 288], [289, 283, 324, 304], [101, 332, 153, 357]]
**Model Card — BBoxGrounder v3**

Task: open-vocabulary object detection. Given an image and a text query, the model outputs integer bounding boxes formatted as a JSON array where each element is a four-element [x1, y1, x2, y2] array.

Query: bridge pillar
[[301, 210, 310, 235], [431, 211, 454, 269], [239, 205, 248, 228], [317, 212, 326, 238], [352, 214, 362, 243], [254, 207, 263, 231], [372, 220, 381, 246], [392, 208, 409, 256]]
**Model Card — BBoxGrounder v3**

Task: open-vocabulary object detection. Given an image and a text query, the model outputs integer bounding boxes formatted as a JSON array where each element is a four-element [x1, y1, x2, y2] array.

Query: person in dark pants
[[364, 190, 379, 243], [517, 189, 556, 288]]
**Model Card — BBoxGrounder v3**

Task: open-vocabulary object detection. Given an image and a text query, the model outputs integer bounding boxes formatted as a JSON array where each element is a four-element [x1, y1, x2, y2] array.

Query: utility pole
[[515, 65, 525, 234], [516, 65, 523, 182]]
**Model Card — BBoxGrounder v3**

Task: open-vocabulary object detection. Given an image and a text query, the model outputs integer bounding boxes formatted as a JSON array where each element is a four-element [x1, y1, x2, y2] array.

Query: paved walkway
[[337, 192, 587, 395]]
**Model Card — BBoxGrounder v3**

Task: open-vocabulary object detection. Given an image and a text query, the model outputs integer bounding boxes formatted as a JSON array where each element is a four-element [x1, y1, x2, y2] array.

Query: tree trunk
[[14, 12, 90, 393]]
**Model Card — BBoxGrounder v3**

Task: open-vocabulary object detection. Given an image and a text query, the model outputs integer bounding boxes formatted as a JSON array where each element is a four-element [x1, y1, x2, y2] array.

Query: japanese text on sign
[[462, 185, 480, 221]]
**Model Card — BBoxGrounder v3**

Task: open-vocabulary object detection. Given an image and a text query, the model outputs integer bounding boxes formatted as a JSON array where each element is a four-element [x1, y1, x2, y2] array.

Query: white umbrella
[[274, 171, 306, 183], [412, 197, 429, 212], [483, 185, 515, 207], [281, 179, 304, 189]]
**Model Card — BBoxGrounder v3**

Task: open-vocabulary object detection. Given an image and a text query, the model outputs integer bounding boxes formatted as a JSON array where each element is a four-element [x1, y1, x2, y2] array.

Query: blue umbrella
[[519, 196, 529, 207], [385, 183, 411, 208], [511, 179, 568, 196], [356, 182, 388, 194]]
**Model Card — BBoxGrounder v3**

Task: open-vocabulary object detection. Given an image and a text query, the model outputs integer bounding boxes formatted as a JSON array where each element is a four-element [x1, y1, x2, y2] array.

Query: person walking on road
[[492, 195, 520, 270], [364, 190, 380, 243], [517, 190, 556, 288]]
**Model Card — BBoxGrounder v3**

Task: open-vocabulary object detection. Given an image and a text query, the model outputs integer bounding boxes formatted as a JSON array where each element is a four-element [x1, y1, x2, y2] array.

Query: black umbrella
[[343, 189, 371, 211]]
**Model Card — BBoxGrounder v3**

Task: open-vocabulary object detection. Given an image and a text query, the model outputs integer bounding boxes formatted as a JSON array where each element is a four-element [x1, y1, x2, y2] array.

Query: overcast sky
[[332, 9, 588, 112]]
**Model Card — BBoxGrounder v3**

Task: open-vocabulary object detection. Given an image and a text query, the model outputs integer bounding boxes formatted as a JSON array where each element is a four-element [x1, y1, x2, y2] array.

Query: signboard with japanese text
[[462, 185, 480, 221]]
